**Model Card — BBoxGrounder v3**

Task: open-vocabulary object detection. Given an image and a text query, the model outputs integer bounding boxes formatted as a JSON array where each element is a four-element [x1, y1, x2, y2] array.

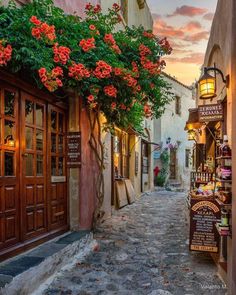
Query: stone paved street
[[42, 191, 227, 295]]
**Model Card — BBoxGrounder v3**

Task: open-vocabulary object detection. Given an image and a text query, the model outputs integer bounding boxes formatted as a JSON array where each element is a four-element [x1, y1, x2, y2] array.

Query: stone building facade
[[153, 74, 195, 190], [195, 0, 236, 292]]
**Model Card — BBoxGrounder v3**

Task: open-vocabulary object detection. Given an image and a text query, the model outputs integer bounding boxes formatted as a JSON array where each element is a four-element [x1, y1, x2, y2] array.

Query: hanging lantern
[[199, 70, 216, 100], [198, 66, 229, 100]]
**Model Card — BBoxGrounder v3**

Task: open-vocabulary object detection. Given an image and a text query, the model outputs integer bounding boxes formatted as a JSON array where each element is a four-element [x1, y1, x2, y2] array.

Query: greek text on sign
[[189, 198, 220, 253], [198, 104, 223, 122], [67, 132, 81, 168]]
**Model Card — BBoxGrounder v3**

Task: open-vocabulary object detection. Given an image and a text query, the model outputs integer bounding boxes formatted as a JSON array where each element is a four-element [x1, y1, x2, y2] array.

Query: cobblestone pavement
[[43, 191, 227, 295]]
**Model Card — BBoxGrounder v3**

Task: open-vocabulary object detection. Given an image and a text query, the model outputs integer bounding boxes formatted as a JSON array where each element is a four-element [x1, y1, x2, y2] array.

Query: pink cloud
[[184, 31, 209, 43], [168, 5, 208, 17], [153, 19, 185, 38], [167, 52, 205, 65], [153, 19, 208, 44], [181, 21, 202, 32], [203, 13, 215, 21]]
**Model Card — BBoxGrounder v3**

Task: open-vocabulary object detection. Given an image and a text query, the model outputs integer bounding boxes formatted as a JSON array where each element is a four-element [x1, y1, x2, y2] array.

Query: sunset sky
[[146, 0, 218, 86]]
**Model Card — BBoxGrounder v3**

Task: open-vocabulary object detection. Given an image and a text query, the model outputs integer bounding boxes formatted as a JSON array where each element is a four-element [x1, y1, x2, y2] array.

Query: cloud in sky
[[183, 31, 209, 43], [153, 19, 208, 43], [153, 19, 185, 38], [167, 52, 205, 65], [146, 0, 217, 84], [182, 21, 202, 32], [167, 5, 208, 17], [203, 13, 215, 21]]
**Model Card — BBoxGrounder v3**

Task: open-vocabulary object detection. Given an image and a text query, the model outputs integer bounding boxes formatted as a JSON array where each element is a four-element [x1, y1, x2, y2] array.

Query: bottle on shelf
[[221, 135, 232, 157]]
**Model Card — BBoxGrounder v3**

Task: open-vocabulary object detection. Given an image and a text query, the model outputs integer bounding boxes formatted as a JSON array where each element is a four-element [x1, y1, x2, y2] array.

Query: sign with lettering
[[189, 198, 220, 253], [198, 104, 223, 122], [67, 132, 81, 168]]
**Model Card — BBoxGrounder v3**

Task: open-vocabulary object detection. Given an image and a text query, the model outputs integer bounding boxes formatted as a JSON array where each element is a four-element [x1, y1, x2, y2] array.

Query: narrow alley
[[41, 191, 226, 295]]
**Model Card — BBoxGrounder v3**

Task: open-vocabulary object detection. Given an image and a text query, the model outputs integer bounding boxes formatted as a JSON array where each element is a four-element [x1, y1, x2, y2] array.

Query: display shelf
[[195, 180, 208, 184], [215, 178, 232, 183], [215, 198, 232, 209], [215, 222, 231, 237], [215, 156, 232, 160]]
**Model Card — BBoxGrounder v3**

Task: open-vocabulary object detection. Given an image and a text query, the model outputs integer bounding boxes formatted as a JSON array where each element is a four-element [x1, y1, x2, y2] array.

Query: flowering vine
[[0, 0, 173, 226]]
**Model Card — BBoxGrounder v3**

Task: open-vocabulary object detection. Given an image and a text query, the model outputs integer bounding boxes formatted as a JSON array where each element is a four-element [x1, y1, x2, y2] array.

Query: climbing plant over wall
[[0, 0, 173, 226]]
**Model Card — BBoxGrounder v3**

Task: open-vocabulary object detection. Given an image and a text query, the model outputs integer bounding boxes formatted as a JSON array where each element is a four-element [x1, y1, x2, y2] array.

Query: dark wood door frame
[[0, 79, 69, 261]]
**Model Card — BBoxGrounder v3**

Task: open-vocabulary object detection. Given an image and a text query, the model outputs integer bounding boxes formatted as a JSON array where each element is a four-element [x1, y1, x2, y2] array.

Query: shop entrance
[[169, 148, 177, 179], [0, 81, 68, 258]]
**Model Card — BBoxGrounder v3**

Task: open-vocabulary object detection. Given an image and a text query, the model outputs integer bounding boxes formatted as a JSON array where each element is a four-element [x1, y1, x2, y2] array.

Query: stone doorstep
[[0, 230, 93, 295]]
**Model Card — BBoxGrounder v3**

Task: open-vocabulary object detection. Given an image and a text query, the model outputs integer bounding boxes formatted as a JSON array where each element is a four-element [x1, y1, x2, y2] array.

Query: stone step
[[168, 181, 182, 187], [0, 231, 94, 295]]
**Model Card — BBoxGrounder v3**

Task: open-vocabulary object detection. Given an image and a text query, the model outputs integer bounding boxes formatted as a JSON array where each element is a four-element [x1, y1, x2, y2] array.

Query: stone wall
[[153, 75, 195, 190], [198, 0, 236, 292]]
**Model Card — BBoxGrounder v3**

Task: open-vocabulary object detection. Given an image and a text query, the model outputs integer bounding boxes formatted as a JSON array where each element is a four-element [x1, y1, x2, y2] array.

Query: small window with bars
[[185, 149, 191, 168], [175, 96, 181, 115]]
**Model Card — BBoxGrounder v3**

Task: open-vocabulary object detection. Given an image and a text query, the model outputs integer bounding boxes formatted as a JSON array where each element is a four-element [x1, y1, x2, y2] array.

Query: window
[[137, 0, 145, 9], [175, 96, 181, 115], [185, 149, 191, 168], [142, 141, 149, 174], [113, 130, 129, 178]]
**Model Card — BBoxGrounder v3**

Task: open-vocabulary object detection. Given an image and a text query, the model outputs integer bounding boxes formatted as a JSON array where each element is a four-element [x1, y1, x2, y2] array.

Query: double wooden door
[[0, 82, 68, 254]]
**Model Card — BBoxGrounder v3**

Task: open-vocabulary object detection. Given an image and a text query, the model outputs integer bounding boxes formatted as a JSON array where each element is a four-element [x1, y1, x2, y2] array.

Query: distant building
[[153, 73, 195, 190]]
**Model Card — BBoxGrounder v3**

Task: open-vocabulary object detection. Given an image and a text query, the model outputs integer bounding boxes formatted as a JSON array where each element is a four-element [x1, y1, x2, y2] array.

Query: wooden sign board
[[124, 179, 136, 204], [115, 180, 128, 209], [189, 198, 220, 253], [67, 132, 81, 168], [198, 104, 223, 122]]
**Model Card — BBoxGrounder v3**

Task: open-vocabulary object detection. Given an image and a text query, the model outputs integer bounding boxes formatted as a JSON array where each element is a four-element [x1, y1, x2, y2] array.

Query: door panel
[[21, 92, 47, 240], [48, 106, 67, 230], [0, 83, 20, 250], [0, 81, 68, 256]]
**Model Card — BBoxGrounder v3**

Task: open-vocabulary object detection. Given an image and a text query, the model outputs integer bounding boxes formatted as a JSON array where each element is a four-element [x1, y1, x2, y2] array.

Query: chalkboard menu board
[[189, 198, 220, 253], [67, 132, 81, 168]]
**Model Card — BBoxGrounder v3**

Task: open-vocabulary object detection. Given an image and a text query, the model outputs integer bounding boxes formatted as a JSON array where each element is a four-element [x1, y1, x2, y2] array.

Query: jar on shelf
[[221, 167, 232, 180], [221, 209, 229, 226], [221, 135, 232, 157]]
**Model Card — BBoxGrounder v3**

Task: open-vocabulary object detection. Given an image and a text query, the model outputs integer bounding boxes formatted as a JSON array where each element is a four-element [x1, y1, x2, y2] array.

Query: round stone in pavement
[[148, 290, 173, 295], [106, 283, 119, 291]]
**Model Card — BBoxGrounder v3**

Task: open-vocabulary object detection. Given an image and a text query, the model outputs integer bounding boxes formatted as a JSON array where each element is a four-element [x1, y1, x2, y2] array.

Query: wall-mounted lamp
[[187, 130, 196, 141], [198, 67, 229, 100], [166, 137, 171, 145], [5, 135, 15, 147]]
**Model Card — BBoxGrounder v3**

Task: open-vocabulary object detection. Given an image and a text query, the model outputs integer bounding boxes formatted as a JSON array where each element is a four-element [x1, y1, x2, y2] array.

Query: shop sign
[[67, 132, 81, 168], [198, 104, 223, 122], [51, 176, 66, 183], [189, 198, 220, 253]]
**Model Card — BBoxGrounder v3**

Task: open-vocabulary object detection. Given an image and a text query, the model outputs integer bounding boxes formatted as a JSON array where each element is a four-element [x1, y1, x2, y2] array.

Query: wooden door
[[169, 148, 177, 180], [48, 105, 67, 230], [21, 93, 47, 240], [0, 84, 20, 250]]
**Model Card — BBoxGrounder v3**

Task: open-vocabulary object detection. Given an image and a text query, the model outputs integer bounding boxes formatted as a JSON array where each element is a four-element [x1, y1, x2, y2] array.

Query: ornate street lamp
[[198, 67, 229, 100]]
